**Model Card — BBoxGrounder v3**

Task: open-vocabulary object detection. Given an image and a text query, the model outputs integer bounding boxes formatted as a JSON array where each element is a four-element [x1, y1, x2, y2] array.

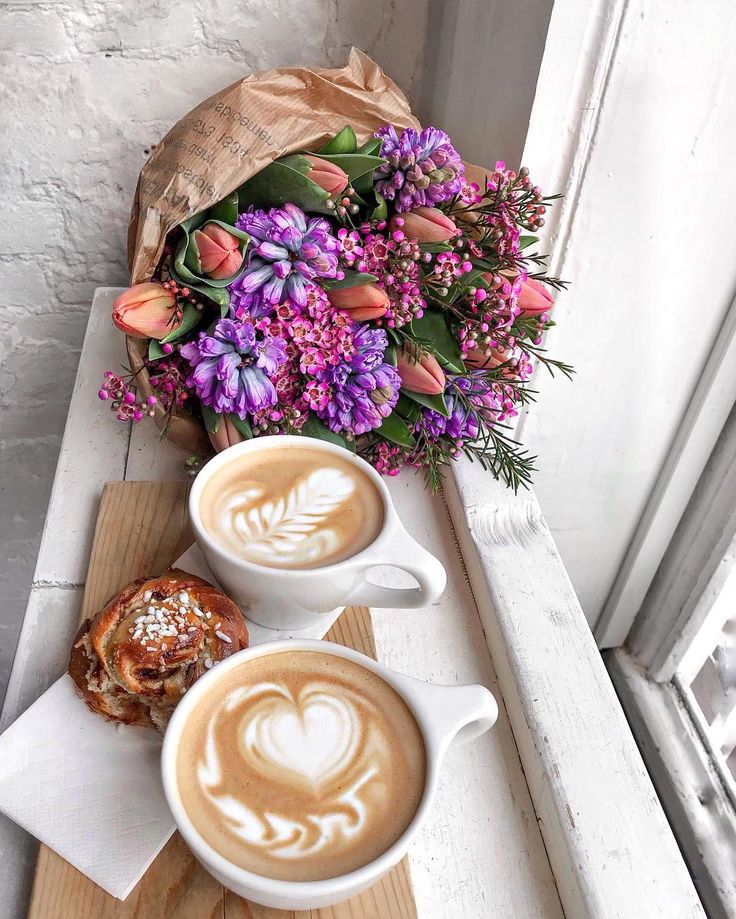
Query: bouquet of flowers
[[103, 53, 570, 492]]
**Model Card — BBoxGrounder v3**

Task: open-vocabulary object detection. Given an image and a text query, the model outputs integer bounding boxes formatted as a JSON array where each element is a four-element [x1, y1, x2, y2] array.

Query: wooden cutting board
[[28, 481, 417, 919]]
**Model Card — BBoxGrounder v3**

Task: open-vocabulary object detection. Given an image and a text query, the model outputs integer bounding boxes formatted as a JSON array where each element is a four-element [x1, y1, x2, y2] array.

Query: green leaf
[[161, 303, 202, 344], [200, 404, 221, 434], [228, 414, 253, 439], [420, 241, 453, 254], [300, 415, 353, 450], [318, 126, 358, 155], [209, 191, 239, 226], [396, 393, 420, 422], [378, 412, 416, 449], [518, 235, 538, 251], [410, 311, 466, 374], [403, 388, 450, 417], [385, 345, 397, 366], [357, 137, 382, 156], [238, 156, 331, 214], [148, 339, 166, 361], [322, 269, 378, 290], [371, 191, 387, 221]]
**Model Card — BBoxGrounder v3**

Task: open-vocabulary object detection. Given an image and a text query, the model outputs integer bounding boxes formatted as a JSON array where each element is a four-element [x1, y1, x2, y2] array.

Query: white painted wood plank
[[445, 458, 705, 919], [33, 288, 130, 586], [375, 472, 563, 919]]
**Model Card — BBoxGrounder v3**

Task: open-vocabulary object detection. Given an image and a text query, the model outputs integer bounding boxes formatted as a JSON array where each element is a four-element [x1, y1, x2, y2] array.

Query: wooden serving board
[[28, 481, 417, 919]]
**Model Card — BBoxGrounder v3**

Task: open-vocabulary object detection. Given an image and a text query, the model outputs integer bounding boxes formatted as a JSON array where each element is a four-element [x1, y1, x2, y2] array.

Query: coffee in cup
[[199, 444, 384, 570], [189, 437, 447, 630], [175, 649, 425, 881]]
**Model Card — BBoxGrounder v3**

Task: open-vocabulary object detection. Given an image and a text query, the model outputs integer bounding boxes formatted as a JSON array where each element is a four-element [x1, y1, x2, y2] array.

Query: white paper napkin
[[0, 545, 345, 900]]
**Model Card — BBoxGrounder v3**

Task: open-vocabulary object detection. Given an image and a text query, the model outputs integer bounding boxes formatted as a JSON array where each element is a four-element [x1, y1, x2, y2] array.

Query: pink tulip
[[304, 154, 349, 197], [396, 348, 446, 395], [327, 283, 389, 321], [209, 415, 245, 453], [194, 224, 243, 279], [391, 206, 457, 243], [112, 282, 178, 340], [518, 277, 554, 317]]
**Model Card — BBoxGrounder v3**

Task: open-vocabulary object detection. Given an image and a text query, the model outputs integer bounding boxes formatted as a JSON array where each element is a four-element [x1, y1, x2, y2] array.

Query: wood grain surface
[[28, 481, 416, 919]]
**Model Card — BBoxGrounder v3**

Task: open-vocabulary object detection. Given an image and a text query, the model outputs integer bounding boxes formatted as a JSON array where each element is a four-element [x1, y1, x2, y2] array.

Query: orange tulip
[[194, 224, 243, 279], [518, 277, 554, 317], [327, 283, 389, 321], [304, 154, 349, 197], [396, 348, 446, 395], [112, 282, 178, 340], [391, 206, 457, 243]]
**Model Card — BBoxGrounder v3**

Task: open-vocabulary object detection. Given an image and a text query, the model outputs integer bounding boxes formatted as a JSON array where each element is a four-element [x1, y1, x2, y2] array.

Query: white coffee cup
[[189, 436, 447, 630], [161, 639, 498, 910]]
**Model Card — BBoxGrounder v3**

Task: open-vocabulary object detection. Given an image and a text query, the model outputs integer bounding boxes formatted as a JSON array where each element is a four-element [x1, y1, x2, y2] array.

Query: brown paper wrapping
[[125, 49, 421, 453]]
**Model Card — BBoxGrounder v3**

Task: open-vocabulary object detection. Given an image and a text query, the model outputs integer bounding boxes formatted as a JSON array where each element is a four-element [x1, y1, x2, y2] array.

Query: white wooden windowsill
[[0, 289, 703, 919]]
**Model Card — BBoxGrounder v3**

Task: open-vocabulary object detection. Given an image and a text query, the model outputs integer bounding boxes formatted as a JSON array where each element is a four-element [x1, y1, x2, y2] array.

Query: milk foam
[[197, 681, 376, 860], [200, 448, 384, 570], [217, 467, 355, 566]]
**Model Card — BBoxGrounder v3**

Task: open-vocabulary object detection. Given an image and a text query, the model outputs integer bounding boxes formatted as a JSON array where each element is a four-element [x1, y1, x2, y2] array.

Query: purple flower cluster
[[308, 325, 400, 436], [422, 376, 486, 443], [374, 125, 464, 212], [230, 204, 340, 317], [180, 318, 287, 418]]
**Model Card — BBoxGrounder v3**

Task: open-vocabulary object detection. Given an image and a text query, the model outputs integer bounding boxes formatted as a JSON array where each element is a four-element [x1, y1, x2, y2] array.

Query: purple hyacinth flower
[[229, 204, 340, 317], [314, 325, 400, 436], [374, 125, 465, 212], [180, 318, 287, 419]]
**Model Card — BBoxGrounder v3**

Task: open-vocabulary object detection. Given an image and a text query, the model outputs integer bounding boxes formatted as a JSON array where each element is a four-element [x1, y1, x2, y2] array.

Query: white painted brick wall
[[0, 0, 428, 702]]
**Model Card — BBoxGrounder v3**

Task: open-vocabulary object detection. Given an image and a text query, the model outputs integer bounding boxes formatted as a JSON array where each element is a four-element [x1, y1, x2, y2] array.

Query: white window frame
[[519, 1, 736, 915]]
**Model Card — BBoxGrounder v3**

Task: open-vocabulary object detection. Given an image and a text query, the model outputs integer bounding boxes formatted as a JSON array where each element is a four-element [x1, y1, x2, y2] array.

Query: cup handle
[[346, 531, 447, 609], [400, 678, 499, 750]]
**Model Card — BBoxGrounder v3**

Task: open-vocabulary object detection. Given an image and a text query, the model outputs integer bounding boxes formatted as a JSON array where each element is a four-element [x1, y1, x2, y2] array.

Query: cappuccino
[[200, 445, 383, 570], [176, 650, 426, 881]]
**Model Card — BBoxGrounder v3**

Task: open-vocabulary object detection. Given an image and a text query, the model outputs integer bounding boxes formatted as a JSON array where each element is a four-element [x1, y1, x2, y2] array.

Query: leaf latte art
[[177, 651, 426, 881], [200, 447, 384, 569]]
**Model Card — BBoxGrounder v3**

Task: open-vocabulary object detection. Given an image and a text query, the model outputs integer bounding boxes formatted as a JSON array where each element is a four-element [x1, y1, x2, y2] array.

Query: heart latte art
[[176, 651, 426, 881], [200, 446, 384, 569]]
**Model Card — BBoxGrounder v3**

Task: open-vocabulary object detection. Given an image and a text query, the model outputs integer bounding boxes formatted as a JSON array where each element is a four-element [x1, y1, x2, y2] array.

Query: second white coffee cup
[[189, 436, 447, 629]]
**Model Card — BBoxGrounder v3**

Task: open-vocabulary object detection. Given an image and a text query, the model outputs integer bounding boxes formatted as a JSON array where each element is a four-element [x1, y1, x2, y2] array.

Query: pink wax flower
[[112, 282, 178, 340], [518, 277, 554, 317], [396, 348, 446, 395], [304, 154, 348, 197], [194, 223, 243, 279], [390, 207, 457, 243], [326, 283, 389, 321]]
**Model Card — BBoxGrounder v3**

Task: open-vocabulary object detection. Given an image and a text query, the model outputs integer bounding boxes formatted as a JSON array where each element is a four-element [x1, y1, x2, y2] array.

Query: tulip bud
[[209, 415, 246, 453], [326, 283, 389, 321], [396, 347, 446, 395], [390, 206, 457, 243], [194, 223, 244, 280], [112, 282, 178, 340], [304, 154, 349, 197], [518, 277, 554, 317]]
